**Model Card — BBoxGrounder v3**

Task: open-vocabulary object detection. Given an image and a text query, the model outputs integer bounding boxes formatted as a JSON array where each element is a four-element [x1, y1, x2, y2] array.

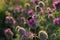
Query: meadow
[[0, 0, 60, 40]]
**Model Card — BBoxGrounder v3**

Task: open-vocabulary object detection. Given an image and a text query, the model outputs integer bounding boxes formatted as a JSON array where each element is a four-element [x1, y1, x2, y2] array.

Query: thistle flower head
[[38, 1, 45, 8], [53, 18, 60, 24], [48, 14, 54, 19], [39, 30, 48, 40], [53, 0, 60, 10], [4, 28, 13, 36], [5, 16, 13, 24], [16, 26, 26, 35], [27, 17, 36, 28], [34, 0, 38, 5], [25, 3, 30, 7], [14, 6, 21, 13], [47, 7, 54, 14], [28, 9, 34, 16], [35, 5, 41, 12], [21, 32, 34, 40], [5, 16, 16, 24]]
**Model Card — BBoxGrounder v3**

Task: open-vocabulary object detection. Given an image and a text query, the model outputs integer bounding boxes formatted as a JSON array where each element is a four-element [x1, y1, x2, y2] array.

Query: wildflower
[[16, 26, 26, 35], [53, 18, 60, 24], [21, 32, 34, 40], [14, 6, 21, 13], [27, 17, 37, 28], [28, 18, 35, 26], [48, 14, 54, 19], [4, 28, 13, 36], [38, 1, 45, 8], [35, 5, 41, 12], [34, 0, 38, 5], [28, 9, 34, 16], [5, 16, 16, 25], [53, 0, 60, 11], [47, 7, 54, 14], [20, 17, 25, 20], [38, 30, 48, 40], [5, 16, 13, 25]]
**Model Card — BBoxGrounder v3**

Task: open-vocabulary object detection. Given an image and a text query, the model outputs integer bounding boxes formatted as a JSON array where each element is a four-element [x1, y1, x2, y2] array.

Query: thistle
[[38, 30, 48, 40]]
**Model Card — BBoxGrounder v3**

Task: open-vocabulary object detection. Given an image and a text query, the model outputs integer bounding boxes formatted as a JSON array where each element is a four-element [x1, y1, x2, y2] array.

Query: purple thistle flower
[[21, 32, 34, 40], [53, 18, 60, 24], [34, 0, 38, 5], [28, 18, 35, 25], [27, 17, 36, 27], [53, 0, 60, 10], [27, 17, 38, 28], [14, 6, 20, 13], [28, 9, 34, 16]]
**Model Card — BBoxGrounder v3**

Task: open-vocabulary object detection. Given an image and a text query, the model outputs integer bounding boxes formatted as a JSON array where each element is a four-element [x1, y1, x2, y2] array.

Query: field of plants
[[0, 0, 60, 40]]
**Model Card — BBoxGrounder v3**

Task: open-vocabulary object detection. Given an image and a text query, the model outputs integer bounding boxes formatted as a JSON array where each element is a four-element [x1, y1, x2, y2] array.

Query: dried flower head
[[39, 30, 48, 40], [38, 1, 45, 7], [25, 3, 30, 7], [16, 26, 26, 35], [53, 18, 60, 24], [35, 5, 41, 12]]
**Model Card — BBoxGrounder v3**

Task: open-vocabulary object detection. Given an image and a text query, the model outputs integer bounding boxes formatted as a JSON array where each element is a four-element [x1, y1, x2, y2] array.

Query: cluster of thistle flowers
[[4, 0, 60, 40]]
